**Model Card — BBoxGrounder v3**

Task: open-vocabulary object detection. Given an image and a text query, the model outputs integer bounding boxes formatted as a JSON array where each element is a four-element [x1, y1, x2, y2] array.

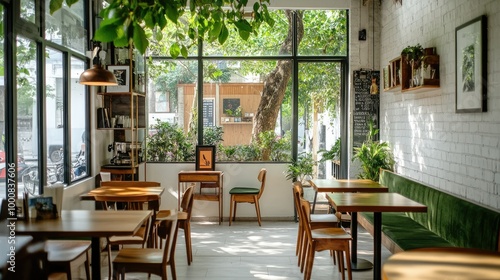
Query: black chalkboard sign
[[353, 70, 380, 148], [203, 99, 215, 127]]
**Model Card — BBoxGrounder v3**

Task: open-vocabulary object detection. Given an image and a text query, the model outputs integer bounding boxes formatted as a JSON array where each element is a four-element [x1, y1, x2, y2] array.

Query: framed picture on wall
[[107, 65, 130, 93], [455, 15, 487, 113], [195, 145, 216, 171]]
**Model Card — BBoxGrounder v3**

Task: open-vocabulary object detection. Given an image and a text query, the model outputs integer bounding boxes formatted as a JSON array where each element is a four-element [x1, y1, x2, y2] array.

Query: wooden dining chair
[[228, 168, 267, 226], [156, 185, 195, 265], [112, 209, 179, 280], [300, 198, 353, 280], [94, 194, 153, 280], [293, 182, 340, 268], [45, 240, 91, 280]]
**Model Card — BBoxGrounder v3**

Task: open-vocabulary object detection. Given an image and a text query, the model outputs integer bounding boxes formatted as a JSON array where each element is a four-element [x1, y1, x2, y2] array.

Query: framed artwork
[[222, 98, 240, 115], [455, 15, 487, 113], [107, 65, 130, 93], [195, 145, 216, 171]]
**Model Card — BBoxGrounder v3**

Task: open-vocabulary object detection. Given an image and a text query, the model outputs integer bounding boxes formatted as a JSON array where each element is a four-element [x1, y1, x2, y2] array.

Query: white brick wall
[[378, 0, 500, 209]]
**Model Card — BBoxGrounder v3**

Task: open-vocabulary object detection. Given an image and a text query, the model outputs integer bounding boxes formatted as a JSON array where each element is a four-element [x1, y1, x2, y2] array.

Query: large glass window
[[147, 9, 347, 167], [45, 0, 86, 54], [20, 0, 36, 24], [17, 37, 39, 195], [70, 57, 87, 181]]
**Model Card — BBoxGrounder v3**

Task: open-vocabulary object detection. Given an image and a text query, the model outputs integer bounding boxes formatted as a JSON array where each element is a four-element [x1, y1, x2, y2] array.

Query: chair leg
[[170, 258, 177, 280], [304, 245, 315, 280], [107, 241, 112, 280], [183, 221, 193, 265], [233, 202, 238, 221], [344, 245, 352, 280], [254, 196, 262, 226], [84, 251, 90, 280], [229, 196, 234, 226]]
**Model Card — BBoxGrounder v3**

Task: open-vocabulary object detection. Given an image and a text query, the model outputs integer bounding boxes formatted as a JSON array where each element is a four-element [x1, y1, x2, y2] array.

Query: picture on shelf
[[107, 65, 130, 92], [195, 145, 216, 171]]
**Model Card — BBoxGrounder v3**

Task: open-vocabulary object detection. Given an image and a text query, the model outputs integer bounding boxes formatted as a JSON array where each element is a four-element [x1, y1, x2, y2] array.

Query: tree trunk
[[252, 10, 304, 160]]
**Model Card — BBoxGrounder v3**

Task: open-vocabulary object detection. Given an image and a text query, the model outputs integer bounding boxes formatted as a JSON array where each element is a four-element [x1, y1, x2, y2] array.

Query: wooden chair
[[293, 182, 340, 268], [94, 194, 153, 280], [300, 198, 352, 280], [228, 168, 267, 226], [156, 185, 195, 265], [112, 210, 179, 280], [45, 240, 91, 280]]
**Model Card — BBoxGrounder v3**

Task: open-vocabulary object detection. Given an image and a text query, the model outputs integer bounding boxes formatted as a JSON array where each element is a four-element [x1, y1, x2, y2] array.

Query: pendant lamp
[[79, 43, 118, 86]]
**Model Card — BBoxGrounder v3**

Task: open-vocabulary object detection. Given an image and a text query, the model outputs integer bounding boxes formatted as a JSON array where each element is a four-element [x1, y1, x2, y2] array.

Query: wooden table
[[309, 179, 388, 213], [178, 170, 224, 225], [80, 184, 164, 247], [309, 178, 388, 270], [382, 247, 500, 280], [16, 210, 151, 280], [326, 192, 427, 280]]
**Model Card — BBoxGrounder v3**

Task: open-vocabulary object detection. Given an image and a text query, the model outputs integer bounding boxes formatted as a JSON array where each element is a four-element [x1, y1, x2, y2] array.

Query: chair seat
[[311, 227, 352, 240], [114, 248, 163, 264], [45, 240, 91, 262], [230, 187, 260, 194]]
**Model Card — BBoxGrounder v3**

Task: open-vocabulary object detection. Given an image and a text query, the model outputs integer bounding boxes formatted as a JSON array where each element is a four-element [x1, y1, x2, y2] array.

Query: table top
[[326, 192, 427, 213], [80, 185, 164, 201], [16, 210, 152, 238], [309, 178, 388, 193], [382, 247, 500, 280]]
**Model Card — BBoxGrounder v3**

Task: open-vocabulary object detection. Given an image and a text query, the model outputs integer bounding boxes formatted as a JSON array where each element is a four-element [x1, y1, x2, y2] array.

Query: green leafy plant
[[284, 152, 316, 183], [401, 44, 424, 67], [49, 0, 275, 56], [203, 126, 224, 146], [318, 137, 341, 162], [146, 119, 195, 162], [352, 120, 395, 181]]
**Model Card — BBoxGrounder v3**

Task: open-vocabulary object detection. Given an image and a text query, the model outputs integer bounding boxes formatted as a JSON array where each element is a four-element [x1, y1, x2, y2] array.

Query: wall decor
[[107, 65, 130, 93], [195, 145, 216, 171], [455, 15, 487, 113]]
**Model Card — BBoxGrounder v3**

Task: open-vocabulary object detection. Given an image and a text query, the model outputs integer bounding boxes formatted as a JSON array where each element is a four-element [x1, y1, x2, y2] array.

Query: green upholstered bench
[[358, 169, 500, 253]]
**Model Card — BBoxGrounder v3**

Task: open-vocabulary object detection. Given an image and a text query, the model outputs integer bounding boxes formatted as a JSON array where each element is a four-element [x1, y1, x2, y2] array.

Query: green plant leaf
[[49, 0, 63, 15], [133, 24, 148, 54], [169, 43, 181, 58]]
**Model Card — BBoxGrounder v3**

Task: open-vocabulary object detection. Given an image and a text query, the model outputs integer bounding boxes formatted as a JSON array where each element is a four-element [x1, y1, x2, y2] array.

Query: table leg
[[312, 190, 318, 213], [91, 237, 101, 280], [350, 212, 373, 270], [373, 212, 382, 280]]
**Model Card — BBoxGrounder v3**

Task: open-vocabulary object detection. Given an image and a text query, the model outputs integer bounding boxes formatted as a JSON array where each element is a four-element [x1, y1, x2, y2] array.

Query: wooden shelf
[[221, 121, 253, 125]]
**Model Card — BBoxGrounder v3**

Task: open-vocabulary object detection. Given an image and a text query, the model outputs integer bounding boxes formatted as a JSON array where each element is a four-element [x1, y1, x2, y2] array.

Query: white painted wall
[[146, 163, 294, 221], [379, 0, 500, 209]]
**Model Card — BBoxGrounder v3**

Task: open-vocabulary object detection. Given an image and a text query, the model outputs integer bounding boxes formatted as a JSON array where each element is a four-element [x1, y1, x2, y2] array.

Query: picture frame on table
[[107, 65, 130, 93], [195, 145, 216, 171], [455, 15, 487, 113]]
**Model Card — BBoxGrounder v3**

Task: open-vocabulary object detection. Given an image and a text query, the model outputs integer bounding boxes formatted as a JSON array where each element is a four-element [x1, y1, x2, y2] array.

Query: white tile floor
[[90, 220, 392, 280]]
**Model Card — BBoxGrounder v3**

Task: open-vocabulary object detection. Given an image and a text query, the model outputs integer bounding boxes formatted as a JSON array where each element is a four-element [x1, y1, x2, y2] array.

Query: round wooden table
[[382, 247, 500, 280]]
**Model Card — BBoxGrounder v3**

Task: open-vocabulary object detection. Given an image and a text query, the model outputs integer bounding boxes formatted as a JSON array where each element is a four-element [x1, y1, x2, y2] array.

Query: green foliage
[[352, 121, 395, 181], [284, 152, 316, 182], [203, 126, 224, 146], [401, 44, 424, 65], [49, 0, 275, 56], [319, 137, 341, 162], [146, 119, 195, 162]]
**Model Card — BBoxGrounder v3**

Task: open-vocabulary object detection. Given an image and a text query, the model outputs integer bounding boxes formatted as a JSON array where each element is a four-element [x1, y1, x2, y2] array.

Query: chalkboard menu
[[353, 70, 380, 148], [203, 99, 215, 127]]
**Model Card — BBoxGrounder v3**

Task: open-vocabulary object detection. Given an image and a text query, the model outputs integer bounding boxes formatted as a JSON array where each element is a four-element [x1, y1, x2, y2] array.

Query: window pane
[[203, 10, 289, 56], [45, 0, 87, 54], [17, 37, 39, 195], [298, 10, 348, 56], [71, 57, 87, 181], [146, 60, 199, 162], [298, 62, 341, 179], [20, 0, 36, 24], [45, 47, 65, 185], [202, 60, 292, 162]]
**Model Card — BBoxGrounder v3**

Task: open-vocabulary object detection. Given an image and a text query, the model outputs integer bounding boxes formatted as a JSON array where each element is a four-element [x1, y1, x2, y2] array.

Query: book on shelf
[[97, 107, 111, 128]]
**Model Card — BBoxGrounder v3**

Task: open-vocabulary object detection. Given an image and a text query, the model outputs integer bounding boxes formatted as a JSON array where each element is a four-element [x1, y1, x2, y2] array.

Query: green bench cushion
[[379, 169, 500, 252], [229, 187, 260, 195]]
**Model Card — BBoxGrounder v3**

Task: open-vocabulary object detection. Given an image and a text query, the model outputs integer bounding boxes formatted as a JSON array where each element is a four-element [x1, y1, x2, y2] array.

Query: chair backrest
[[180, 186, 195, 219], [292, 182, 303, 219], [299, 198, 313, 240], [257, 168, 267, 199], [100, 181, 161, 188], [156, 210, 179, 265]]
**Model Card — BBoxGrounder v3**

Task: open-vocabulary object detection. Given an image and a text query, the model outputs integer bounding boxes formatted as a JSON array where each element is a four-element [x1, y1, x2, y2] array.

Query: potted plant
[[352, 120, 395, 181], [401, 44, 424, 68], [284, 152, 316, 184], [318, 137, 341, 163]]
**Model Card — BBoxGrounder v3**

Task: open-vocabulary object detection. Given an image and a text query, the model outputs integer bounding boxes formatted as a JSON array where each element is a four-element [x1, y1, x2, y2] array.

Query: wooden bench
[[358, 169, 500, 253]]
